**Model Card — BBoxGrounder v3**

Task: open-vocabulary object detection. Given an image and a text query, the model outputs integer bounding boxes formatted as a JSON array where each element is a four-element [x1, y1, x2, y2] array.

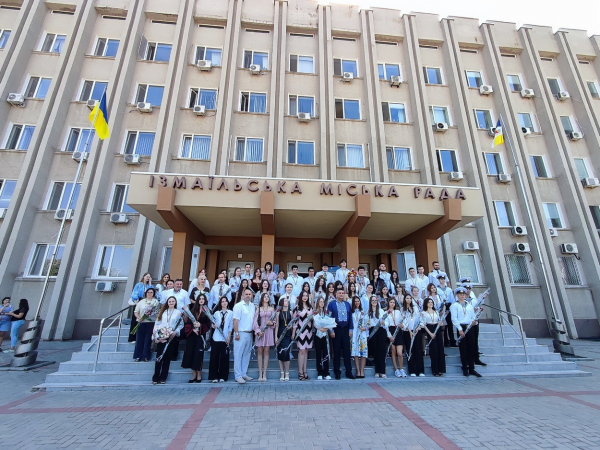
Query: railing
[[484, 304, 530, 363], [86, 306, 131, 373]]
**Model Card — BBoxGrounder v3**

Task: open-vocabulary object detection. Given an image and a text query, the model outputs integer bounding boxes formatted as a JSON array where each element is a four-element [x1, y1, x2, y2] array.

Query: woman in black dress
[[371, 269, 386, 297], [422, 298, 446, 377], [181, 293, 211, 382], [275, 295, 293, 382]]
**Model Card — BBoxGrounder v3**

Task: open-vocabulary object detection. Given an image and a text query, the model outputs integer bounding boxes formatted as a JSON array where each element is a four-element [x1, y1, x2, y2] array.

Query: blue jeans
[[11, 320, 24, 348], [133, 322, 154, 360]]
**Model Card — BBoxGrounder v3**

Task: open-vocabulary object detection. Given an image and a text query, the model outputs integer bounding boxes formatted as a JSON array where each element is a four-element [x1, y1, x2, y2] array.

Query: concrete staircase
[[37, 323, 589, 390]]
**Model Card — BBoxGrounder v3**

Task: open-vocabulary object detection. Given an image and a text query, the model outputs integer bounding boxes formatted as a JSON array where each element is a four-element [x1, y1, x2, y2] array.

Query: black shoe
[[462, 368, 469, 377], [365, 359, 375, 367], [335, 374, 341, 380], [469, 370, 482, 378], [195, 379, 202, 383], [346, 373, 356, 380], [188, 379, 195, 383], [475, 360, 487, 366]]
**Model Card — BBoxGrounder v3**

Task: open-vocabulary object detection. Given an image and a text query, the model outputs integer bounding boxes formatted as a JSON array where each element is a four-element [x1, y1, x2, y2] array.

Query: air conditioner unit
[[549, 228, 558, 237], [72, 151, 88, 162], [488, 127, 498, 137], [513, 242, 530, 253], [497, 174, 512, 183], [557, 91, 570, 101], [511, 225, 528, 236], [463, 241, 479, 251], [520, 89, 535, 98], [95, 281, 116, 292], [249, 64, 261, 74], [569, 131, 583, 141], [560, 243, 578, 254], [342, 72, 354, 82], [582, 177, 600, 188], [522, 127, 533, 136], [196, 59, 212, 71], [137, 102, 152, 113], [54, 208, 74, 221], [0, 208, 6, 219], [435, 122, 449, 132], [389, 76, 402, 86], [298, 112, 310, 122], [479, 85, 493, 95], [110, 213, 130, 224], [193, 105, 206, 116], [86, 99, 98, 110], [449, 171, 463, 181], [124, 154, 141, 165], [7, 93, 25, 106]]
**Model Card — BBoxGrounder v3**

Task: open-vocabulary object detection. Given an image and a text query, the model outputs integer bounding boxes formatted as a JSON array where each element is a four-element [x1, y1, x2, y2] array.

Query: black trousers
[[370, 327, 388, 375], [208, 340, 230, 381], [427, 324, 446, 374], [444, 304, 456, 346], [153, 342, 175, 382], [332, 326, 353, 377], [128, 306, 138, 342], [314, 335, 330, 377], [404, 330, 425, 375], [472, 323, 480, 355], [457, 324, 477, 370]]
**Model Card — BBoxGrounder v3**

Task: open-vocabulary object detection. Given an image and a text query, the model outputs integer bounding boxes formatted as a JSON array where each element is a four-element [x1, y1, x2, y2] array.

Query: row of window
[[494, 200, 565, 230]]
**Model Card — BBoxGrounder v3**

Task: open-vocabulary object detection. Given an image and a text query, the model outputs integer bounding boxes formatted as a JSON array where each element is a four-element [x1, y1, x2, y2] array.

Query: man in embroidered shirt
[[356, 266, 370, 296], [233, 288, 256, 384], [329, 288, 356, 380], [286, 265, 303, 297], [428, 261, 449, 287]]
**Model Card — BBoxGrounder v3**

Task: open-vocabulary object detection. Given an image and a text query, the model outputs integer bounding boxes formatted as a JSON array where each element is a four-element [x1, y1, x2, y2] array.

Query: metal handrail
[[86, 306, 131, 373], [483, 304, 529, 363]]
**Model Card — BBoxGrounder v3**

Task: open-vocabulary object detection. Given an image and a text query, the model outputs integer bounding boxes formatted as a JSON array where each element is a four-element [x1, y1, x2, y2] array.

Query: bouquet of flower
[[130, 303, 159, 334], [313, 313, 337, 339], [154, 326, 174, 343]]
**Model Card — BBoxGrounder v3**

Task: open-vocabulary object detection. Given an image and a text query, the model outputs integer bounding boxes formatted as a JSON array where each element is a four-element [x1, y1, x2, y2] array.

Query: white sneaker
[[400, 369, 407, 378], [394, 369, 401, 378], [219, 379, 225, 382], [211, 379, 218, 383], [242, 375, 253, 381], [410, 373, 416, 377], [317, 375, 323, 380], [325, 375, 332, 380], [235, 377, 246, 384], [419, 373, 425, 377]]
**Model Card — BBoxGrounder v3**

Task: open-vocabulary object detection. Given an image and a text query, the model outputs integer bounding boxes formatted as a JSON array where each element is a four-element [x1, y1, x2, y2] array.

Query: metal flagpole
[[10, 89, 106, 367], [498, 113, 573, 355]]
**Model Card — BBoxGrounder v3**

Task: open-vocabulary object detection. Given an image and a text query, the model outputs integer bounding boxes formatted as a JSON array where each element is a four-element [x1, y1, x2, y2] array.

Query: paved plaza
[[1, 340, 599, 449]]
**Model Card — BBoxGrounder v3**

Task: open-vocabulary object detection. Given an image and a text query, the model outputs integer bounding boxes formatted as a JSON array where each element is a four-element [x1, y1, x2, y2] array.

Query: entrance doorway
[[286, 262, 313, 278]]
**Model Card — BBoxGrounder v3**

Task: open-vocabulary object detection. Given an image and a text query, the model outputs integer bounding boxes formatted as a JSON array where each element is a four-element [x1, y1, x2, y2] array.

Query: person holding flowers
[[209, 296, 233, 383], [367, 295, 388, 378], [253, 293, 275, 382], [403, 294, 425, 377], [350, 296, 367, 378], [132, 287, 159, 362], [292, 291, 313, 380], [386, 297, 406, 378], [181, 293, 211, 382], [313, 297, 335, 380], [128, 272, 155, 342], [152, 296, 183, 384], [275, 295, 294, 382]]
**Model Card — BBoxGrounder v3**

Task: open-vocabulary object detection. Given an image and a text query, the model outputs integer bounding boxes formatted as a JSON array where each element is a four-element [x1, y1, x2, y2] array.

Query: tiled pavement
[[1, 338, 599, 449]]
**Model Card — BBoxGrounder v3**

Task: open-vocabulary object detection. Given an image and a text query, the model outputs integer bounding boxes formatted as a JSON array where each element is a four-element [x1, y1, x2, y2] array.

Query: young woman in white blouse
[[350, 296, 367, 378], [386, 298, 406, 378], [366, 295, 388, 378], [422, 298, 446, 377], [209, 296, 233, 382], [402, 294, 425, 377], [254, 279, 275, 306], [152, 296, 183, 384]]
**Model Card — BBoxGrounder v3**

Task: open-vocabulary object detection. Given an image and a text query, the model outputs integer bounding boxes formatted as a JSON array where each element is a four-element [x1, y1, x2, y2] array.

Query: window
[[530, 156, 549, 178], [188, 88, 217, 110], [240, 92, 267, 113], [124, 131, 155, 156], [507, 75, 523, 92], [235, 137, 263, 162], [543, 203, 564, 229], [243, 50, 268, 69], [289, 54, 314, 73], [0, 179, 16, 208], [40, 33, 66, 53], [195, 46, 222, 65], [109, 184, 136, 213], [518, 113, 535, 131], [27, 244, 64, 277], [587, 81, 599, 99], [64, 128, 95, 153], [180, 135, 211, 160], [46, 182, 81, 210], [474, 109, 493, 129], [135, 84, 164, 106], [95, 245, 134, 278], [574, 158, 590, 180], [79, 80, 108, 101], [288, 95, 315, 117], [160, 246, 172, 275], [436, 149, 459, 172], [0, 29, 10, 49], [455, 254, 481, 284], [423, 67, 443, 84], [337, 144, 364, 168], [589, 205, 600, 231], [335, 99, 360, 120], [494, 201, 516, 227], [485, 153, 504, 175], [466, 70, 483, 88], [287, 140, 315, 165], [143, 42, 172, 61], [560, 116, 575, 135], [333, 59, 358, 77], [24, 77, 51, 99], [382, 102, 407, 123], [505, 254, 531, 284], [386, 147, 412, 170], [430, 106, 450, 125], [94, 38, 119, 57], [378, 63, 400, 80], [547, 78, 562, 96], [559, 256, 582, 286], [5, 125, 34, 150]]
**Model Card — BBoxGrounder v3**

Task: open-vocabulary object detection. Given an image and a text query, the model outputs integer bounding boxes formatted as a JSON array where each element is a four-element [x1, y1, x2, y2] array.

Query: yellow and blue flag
[[492, 119, 504, 148], [88, 91, 110, 140]]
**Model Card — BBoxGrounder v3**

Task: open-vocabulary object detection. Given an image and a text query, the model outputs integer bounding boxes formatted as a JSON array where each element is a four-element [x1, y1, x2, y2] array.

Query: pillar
[[340, 236, 360, 271], [261, 234, 275, 267], [376, 253, 392, 270], [412, 239, 439, 274], [206, 249, 219, 283], [170, 232, 195, 290]]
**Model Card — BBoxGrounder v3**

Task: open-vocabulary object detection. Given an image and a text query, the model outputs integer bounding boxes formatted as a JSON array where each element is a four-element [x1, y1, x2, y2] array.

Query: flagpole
[[499, 113, 572, 354]]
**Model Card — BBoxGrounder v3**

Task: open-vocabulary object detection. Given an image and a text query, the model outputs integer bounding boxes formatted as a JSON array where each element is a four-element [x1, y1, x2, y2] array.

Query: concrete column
[[340, 236, 360, 270], [412, 239, 438, 272], [170, 232, 195, 290], [261, 235, 275, 267], [0, 0, 36, 78], [206, 249, 219, 282], [317, 5, 330, 180]]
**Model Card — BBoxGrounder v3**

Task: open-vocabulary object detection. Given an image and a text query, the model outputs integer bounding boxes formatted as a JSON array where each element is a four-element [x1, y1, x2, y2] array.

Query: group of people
[[129, 259, 487, 384], [0, 297, 29, 353]]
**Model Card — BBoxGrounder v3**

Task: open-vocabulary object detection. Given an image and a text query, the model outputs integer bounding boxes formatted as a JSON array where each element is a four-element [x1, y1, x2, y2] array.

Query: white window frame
[[423, 66, 444, 85], [484, 152, 505, 175], [530, 155, 550, 178], [494, 201, 517, 227], [234, 137, 264, 162], [24, 76, 52, 99], [195, 45, 223, 65], [335, 98, 361, 120], [0, 29, 10, 49], [122, 130, 155, 156], [142, 42, 172, 61], [542, 203, 565, 229], [333, 58, 359, 77], [239, 91, 267, 113], [378, 62, 401, 81], [179, 134, 212, 160], [436, 149, 460, 173], [0, 178, 17, 209], [289, 54, 314, 74], [547, 77, 564, 96], [587, 81, 600, 99], [574, 157, 592, 180], [518, 112, 537, 132], [430, 106, 451, 125], [505, 254, 532, 285], [589, 205, 600, 231], [474, 109, 494, 129], [62, 127, 95, 153], [93, 37, 119, 57], [465, 70, 484, 88], [242, 49, 269, 69], [560, 115, 580, 135], [134, 83, 165, 106], [3, 123, 35, 150], [337, 143, 364, 168], [287, 140, 315, 165], [108, 183, 136, 213], [386, 146, 413, 171], [93, 244, 134, 279], [44, 181, 81, 211], [559, 256, 583, 286], [507, 74, 523, 92], [382, 102, 407, 123], [188, 87, 218, 109], [78, 79, 108, 102], [288, 94, 315, 117], [455, 254, 482, 285], [160, 246, 172, 276], [25, 243, 65, 278], [39, 32, 66, 53]]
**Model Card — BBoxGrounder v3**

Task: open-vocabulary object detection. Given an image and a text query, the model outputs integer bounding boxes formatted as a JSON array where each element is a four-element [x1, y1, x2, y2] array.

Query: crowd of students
[[128, 260, 487, 384]]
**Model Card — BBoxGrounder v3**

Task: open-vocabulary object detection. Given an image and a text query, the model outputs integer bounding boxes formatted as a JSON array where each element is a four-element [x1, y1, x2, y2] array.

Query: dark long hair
[[368, 295, 379, 319], [235, 279, 250, 304], [257, 293, 271, 328], [191, 293, 207, 318], [402, 294, 414, 313], [295, 291, 311, 312], [18, 298, 29, 311], [423, 297, 436, 313], [347, 282, 357, 297], [351, 296, 362, 312], [314, 277, 326, 293], [157, 296, 176, 321]]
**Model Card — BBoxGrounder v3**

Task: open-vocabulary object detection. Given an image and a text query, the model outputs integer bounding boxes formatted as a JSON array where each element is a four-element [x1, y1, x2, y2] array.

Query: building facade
[[0, 0, 600, 342]]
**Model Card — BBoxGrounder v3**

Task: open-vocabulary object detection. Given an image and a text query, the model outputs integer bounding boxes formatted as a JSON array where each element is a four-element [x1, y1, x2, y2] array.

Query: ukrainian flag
[[492, 119, 504, 148], [88, 91, 110, 140]]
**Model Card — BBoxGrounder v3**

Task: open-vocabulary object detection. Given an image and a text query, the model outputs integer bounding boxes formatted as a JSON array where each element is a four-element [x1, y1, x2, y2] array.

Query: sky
[[325, 0, 600, 36]]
